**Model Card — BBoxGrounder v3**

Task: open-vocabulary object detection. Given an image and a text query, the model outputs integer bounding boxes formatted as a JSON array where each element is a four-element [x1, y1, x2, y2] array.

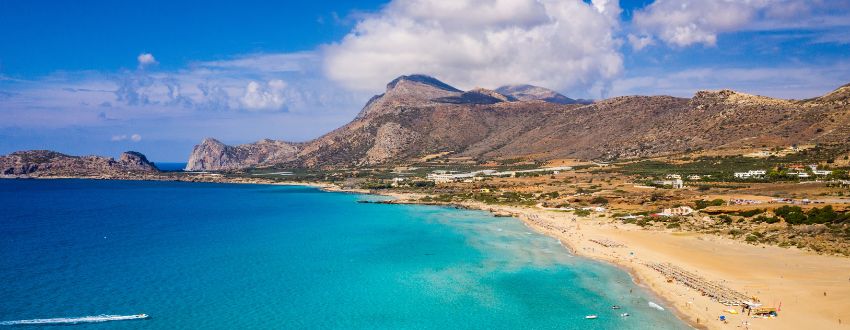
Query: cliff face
[[186, 75, 850, 170], [184, 138, 299, 171], [0, 150, 159, 177]]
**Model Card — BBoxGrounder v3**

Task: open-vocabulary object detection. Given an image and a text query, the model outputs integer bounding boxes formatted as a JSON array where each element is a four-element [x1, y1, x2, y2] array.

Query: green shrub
[[695, 199, 725, 210], [736, 209, 764, 217], [574, 209, 591, 217], [753, 215, 780, 224]]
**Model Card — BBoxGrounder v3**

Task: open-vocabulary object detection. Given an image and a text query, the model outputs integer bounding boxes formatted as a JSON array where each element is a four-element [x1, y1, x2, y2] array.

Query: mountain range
[[185, 75, 850, 171]]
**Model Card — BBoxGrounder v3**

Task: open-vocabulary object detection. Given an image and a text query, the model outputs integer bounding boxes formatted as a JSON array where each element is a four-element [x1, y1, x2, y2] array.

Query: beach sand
[[384, 197, 850, 330]]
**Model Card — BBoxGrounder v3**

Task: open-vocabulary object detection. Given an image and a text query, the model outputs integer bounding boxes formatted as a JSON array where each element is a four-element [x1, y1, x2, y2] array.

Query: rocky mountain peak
[[185, 138, 300, 171], [357, 74, 463, 119], [434, 88, 514, 104], [200, 137, 225, 146], [386, 74, 461, 93], [495, 84, 579, 104]]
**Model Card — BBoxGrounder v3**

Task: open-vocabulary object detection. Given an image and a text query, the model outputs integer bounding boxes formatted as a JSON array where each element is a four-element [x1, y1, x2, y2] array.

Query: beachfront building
[[427, 171, 475, 183], [734, 170, 766, 179], [428, 167, 572, 182]]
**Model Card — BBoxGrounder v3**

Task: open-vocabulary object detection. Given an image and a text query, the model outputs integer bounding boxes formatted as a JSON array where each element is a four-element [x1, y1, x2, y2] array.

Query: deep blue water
[[0, 180, 688, 329], [151, 163, 187, 172]]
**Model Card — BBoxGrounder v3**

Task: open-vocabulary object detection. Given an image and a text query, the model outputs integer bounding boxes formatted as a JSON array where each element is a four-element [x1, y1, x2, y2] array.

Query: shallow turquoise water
[[0, 180, 688, 329]]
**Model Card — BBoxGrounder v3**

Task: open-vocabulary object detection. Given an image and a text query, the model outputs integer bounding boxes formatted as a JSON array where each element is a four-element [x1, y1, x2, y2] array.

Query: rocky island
[[0, 150, 159, 178]]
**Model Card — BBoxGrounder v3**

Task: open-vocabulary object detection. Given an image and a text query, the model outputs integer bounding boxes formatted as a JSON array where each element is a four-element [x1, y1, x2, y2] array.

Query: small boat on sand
[[585, 315, 598, 319]]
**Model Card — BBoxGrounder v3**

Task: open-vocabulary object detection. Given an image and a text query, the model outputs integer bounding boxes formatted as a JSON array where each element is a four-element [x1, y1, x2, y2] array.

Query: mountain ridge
[[181, 75, 850, 170]]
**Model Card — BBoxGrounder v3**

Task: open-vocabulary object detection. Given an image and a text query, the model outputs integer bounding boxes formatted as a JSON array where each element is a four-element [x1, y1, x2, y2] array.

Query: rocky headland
[[0, 150, 159, 178]]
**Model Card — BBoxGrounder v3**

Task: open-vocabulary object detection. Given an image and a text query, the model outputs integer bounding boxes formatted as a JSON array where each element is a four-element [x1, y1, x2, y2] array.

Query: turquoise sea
[[0, 180, 688, 329]]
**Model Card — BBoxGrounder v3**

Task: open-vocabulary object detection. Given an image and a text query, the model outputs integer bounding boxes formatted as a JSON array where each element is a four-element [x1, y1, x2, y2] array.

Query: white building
[[427, 171, 475, 183], [660, 206, 695, 216], [666, 174, 682, 180], [734, 170, 766, 179], [687, 175, 702, 180], [654, 179, 684, 189]]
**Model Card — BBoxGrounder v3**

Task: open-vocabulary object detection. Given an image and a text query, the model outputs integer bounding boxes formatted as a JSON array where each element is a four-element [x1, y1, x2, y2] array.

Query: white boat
[[620, 313, 630, 317], [585, 315, 598, 319]]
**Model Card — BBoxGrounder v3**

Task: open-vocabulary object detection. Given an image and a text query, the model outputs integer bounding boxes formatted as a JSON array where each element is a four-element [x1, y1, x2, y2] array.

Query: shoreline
[[6, 176, 849, 329], [355, 191, 850, 330]]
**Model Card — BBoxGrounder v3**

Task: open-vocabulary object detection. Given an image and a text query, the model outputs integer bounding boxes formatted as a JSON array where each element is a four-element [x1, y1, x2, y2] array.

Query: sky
[[1, 0, 849, 161]]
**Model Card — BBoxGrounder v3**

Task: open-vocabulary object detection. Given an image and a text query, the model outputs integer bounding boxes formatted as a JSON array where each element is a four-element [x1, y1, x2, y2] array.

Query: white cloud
[[627, 34, 654, 51], [240, 79, 287, 111], [323, 0, 623, 95], [632, 0, 760, 47], [194, 52, 314, 73], [137, 53, 157, 68], [611, 62, 850, 99], [111, 133, 142, 142], [632, 0, 850, 47]]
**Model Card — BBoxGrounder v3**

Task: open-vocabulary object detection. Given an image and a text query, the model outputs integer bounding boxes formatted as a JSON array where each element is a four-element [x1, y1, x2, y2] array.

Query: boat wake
[[0, 314, 148, 326]]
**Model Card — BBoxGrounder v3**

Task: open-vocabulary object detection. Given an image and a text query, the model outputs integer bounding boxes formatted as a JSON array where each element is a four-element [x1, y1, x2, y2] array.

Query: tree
[[775, 205, 806, 225]]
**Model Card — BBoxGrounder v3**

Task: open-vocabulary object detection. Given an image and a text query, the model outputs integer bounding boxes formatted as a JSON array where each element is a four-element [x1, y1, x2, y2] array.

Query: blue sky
[[1, 0, 849, 161]]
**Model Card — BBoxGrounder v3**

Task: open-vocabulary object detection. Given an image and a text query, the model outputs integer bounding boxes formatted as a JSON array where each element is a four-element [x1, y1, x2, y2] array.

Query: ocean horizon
[[0, 179, 688, 329]]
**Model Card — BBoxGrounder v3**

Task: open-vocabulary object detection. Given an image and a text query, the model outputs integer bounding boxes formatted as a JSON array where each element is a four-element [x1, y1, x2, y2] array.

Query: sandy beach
[[22, 178, 850, 329], [374, 193, 850, 330]]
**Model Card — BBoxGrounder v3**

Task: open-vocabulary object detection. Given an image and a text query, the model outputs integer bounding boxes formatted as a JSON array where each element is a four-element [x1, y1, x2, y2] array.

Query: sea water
[[0, 180, 688, 329]]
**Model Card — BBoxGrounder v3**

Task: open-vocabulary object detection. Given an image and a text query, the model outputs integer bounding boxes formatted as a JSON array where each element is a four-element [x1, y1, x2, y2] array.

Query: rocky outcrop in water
[[0, 150, 159, 177]]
